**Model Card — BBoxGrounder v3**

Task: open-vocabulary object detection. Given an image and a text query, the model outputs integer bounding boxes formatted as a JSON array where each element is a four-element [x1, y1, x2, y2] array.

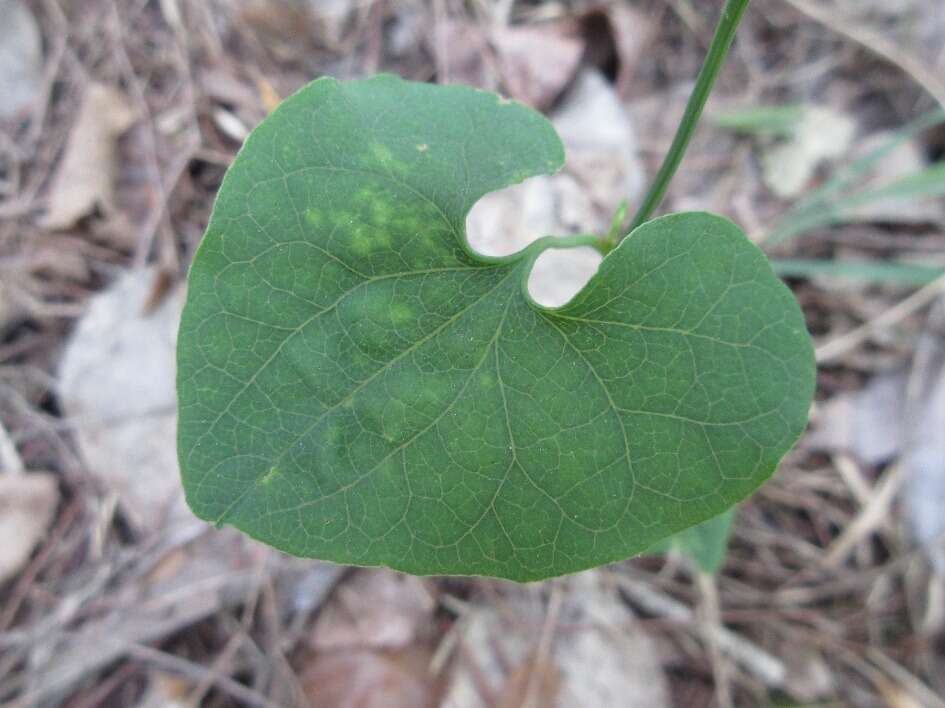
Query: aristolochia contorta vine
[[177, 75, 814, 581]]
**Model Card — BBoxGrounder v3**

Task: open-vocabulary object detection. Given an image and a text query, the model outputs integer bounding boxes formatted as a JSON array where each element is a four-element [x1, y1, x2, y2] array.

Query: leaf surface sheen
[[178, 75, 814, 582]]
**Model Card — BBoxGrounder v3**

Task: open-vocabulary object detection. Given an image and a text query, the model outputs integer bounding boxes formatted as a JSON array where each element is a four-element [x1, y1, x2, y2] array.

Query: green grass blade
[[713, 104, 805, 137], [766, 109, 945, 246], [773, 258, 945, 285]]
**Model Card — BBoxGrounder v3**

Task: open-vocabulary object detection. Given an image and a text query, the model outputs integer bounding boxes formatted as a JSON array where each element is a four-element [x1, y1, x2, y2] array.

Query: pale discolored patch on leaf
[[177, 75, 815, 581]]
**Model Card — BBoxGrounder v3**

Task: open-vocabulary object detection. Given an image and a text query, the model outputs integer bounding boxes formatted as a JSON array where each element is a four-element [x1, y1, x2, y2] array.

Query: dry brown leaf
[[492, 23, 583, 110], [236, 0, 353, 49], [442, 571, 670, 708], [300, 646, 440, 708], [430, 9, 648, 110], [199, 66, 262, 112], [237, 0, 313, 42], [0, 472, 59, 584], [311, 569, 436, 651], [0, 238, 91, 327], [606, 5, 653, 95], [809, 371, 907, 466], [556, 572, 670, 707], [762, 104, 856, 199], [580, 5, 653, 96], [24, 236, 93, 282], [813, 299, 945, 575], [23, 529, 267, 705], [429, 20, 491, 88], [40, 83, 137, 230], [553, 68, 644, 214], [57, 267, 191, 531]]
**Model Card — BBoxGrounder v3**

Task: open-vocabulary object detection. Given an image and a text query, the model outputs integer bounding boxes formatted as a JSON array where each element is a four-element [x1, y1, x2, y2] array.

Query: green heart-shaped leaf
[[177, 75, 814, 581]]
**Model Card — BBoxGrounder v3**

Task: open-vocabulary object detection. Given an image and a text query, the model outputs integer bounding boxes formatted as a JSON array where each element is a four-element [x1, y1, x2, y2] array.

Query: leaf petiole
[[525, 232, 604, 258], [529, 201, 630, 260]]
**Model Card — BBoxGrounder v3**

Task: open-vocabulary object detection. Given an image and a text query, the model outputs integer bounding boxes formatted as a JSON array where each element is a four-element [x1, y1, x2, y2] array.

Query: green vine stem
[[625, 0, 751, 235]]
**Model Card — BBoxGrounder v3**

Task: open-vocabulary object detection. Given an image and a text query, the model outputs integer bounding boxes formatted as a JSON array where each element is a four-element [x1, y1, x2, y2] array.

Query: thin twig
[[822, 463, 904, 567], [123, 644, 285, 708], [616, 574, 787, 687], [519, 586, 563, 708], [816, 273, 945, 363], [697, 573, 733, 708], [0, 498, 81, 633]]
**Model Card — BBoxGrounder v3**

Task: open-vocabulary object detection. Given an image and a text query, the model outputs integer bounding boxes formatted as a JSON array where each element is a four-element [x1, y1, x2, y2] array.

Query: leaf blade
[[178, 76, 815, 581]]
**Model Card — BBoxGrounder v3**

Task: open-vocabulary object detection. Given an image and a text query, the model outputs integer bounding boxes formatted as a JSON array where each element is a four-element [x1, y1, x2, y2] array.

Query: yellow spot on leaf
[[304, 208, 323, 228], [352, 234, 372, 255], [371, 143, 394, 165], [370, 142, 407, 173], [259, 467, 280, 485], [331, 211, 354, 228], [390, 303, 413, 324], [371, 201, 393, 223]]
